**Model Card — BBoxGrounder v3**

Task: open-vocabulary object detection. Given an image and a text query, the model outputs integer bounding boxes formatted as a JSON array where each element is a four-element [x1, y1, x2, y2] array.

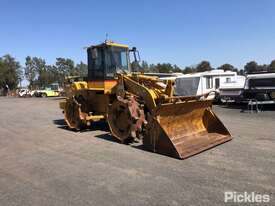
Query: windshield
[[105, 47, 129, 77], [50, 84, 59, 90], [87, 46, 130, 80]]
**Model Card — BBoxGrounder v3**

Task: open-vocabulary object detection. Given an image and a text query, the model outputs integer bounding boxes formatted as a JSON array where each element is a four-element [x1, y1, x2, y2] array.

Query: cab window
[[87, 47, 104, 80]]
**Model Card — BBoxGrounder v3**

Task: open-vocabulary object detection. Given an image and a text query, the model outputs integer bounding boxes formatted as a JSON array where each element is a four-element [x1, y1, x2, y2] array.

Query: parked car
[[18, 89, 30, 97], [18, 89, 37, 97], [35, 83, 61, 97]]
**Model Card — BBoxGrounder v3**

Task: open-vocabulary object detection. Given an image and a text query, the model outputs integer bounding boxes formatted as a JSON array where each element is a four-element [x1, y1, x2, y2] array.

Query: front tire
[[107, 97, 145, 143], [41, 93, 47, 98]]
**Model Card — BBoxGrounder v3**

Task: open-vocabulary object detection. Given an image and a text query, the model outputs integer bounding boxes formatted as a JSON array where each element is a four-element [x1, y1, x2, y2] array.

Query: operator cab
[[87, 41, 133, 81]]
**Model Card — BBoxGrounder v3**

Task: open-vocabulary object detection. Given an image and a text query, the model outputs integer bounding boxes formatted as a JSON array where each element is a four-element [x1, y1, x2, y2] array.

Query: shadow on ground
[[53, 119, 150, 152], [94, 133, 154, 155], [217, 103, 275, 112], [94, 133, 121, 143], [49, 97, 66, 101], [53, 119, 67, 126], [53, 119, 153, 153], [53, 119, 109, 133]]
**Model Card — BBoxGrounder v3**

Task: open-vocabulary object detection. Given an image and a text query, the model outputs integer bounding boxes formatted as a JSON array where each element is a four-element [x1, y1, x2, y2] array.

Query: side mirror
[[136, 50, 141, 62], [91, 48, 98, 59], [130, 47, 140, 62]]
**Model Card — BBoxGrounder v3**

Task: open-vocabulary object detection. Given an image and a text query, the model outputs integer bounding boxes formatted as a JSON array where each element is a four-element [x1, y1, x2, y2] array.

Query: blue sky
[[1, 0, 275, 69]]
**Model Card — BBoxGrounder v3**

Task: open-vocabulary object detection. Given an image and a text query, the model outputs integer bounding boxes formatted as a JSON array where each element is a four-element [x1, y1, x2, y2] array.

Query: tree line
[[140, 59, 275, 75], [0, 55, 88, 91], [25, 56, 87, 89], [1, 54, 275, 91]]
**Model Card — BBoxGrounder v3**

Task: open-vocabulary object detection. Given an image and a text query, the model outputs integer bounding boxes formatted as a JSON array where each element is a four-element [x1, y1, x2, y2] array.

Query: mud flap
[[144, 100, 232, 159]]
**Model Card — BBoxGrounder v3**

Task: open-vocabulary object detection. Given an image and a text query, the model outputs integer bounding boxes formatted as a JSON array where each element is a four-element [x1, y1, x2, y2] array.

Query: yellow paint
[[91, 41, 129, 49], [87, 80, 117, 93], [71, 81, 88, 90], [105, 41, 129, 48]]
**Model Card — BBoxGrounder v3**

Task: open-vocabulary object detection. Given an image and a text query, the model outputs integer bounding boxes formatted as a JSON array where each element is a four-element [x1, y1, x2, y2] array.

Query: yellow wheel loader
[[59, 41, 232, 159]]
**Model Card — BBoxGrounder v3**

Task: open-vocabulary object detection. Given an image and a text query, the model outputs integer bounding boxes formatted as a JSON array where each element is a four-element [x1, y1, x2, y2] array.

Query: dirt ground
[[0, 97, 274, 206]]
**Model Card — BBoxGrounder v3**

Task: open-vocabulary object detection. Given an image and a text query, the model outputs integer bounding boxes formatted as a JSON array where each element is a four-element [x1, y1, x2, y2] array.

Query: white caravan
[[219, 75, 246, 102], [174, 70, 240, 100], [219, 72, 275, 103], [242, 72, 275, 101]]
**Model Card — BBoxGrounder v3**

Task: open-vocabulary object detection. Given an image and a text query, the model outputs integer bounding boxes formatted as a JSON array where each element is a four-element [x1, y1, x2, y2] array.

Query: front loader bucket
[[144, 100, 232, 159]]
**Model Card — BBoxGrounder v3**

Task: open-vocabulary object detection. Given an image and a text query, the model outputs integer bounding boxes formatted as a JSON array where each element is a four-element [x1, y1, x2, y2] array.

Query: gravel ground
[[0, 97, 274, 206]]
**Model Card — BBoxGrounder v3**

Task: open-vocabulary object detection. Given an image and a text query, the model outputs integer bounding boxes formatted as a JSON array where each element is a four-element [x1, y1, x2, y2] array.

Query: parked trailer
[[219, 75, 246, 103], [243, 73, 275, 102], [219, 72, 275, 110], [174, 70, 239, 100]]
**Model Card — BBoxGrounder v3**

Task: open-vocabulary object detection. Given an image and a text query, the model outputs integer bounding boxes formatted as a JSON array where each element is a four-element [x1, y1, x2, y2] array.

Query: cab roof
[[89, 41, 129, 49]]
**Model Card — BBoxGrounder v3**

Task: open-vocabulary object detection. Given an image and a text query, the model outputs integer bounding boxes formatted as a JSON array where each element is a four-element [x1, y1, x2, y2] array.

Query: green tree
[[238, 69, 245, 75], [244, 61, 258, 74], [172, 64, 182, 73], [55, 58, 76, 76], [183, 66, 195, 74], [75, 61, 88, 76], [257, 64, 268, 72], [196, 61, 212, 72], [34, 57, 47, 87], [25, 56, 48, 88], [268, 60, 275, 72], [0, 55, 22, 90], [217, 63, 235, 71], [149, 64, 157, 72], [25, 56, 36, 89], [54, 58, 76, 86], [155, 63, 174, 73], [141, 61, 149, 72]]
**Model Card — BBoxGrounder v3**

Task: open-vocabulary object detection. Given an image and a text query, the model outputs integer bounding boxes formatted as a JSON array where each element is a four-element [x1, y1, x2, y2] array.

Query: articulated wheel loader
[[59, 41, 232, 159]]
